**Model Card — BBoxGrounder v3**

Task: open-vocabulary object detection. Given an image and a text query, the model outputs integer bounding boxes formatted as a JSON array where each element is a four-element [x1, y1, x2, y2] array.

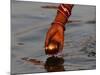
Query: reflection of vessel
[[45, 40, 60, 55], [21, 56, 65, 72], [45, 56, 65, 72]]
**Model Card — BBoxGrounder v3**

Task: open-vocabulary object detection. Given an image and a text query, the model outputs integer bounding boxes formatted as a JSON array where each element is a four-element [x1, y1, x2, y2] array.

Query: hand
[[45, 23, 64, 52]]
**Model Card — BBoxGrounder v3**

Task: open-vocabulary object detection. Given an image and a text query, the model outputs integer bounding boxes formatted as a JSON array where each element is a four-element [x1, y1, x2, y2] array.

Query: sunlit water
[[11, 1, 96, 74]]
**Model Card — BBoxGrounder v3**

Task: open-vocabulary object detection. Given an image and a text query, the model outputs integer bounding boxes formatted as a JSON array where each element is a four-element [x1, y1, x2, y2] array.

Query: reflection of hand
[[45, 23, 65, 52]]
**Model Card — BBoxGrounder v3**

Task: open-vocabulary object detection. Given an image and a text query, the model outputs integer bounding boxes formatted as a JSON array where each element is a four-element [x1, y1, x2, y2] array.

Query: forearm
[[52, 4, 74, 29]]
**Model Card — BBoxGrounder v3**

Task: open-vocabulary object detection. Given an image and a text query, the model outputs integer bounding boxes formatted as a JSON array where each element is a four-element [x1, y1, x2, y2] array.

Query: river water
[[11, 1, 96, 74]]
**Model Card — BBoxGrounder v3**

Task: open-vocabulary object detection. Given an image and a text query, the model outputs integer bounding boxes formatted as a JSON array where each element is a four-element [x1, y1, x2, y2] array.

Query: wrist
[[51, 22, 65, 31]]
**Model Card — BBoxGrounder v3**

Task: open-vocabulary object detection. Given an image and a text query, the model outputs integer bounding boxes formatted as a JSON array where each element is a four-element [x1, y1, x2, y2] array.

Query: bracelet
[[51, 22, 65, 31], [58, 6, 70, 18]]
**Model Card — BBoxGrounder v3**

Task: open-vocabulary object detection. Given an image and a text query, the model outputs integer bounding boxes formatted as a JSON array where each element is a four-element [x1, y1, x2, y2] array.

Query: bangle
[[51, 22, 65, 31]]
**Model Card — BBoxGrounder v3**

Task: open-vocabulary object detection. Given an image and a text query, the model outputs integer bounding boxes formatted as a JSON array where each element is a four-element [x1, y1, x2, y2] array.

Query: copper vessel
[[45, 40, 60, 55]]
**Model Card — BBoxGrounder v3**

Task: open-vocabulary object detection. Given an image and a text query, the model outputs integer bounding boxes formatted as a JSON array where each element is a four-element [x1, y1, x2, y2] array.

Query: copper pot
[[45, 40, 60, 55]]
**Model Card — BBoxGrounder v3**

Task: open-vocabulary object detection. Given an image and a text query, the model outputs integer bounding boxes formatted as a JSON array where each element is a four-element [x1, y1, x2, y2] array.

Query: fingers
[[60, 38, 64, 51], [58, 35, 64, 51], [45, 26, 57, 47], [52, 31, 64, 51], [60, 31, 64, 51]]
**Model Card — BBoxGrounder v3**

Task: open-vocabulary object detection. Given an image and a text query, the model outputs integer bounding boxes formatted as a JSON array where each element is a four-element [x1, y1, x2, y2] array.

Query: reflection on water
[[22, 56, 65, 72], [11, 1, 96, 74], [45, 56, 64, 72]]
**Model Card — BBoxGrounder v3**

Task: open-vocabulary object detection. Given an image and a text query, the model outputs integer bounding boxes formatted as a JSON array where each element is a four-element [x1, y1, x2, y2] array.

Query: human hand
[[45, 23, 65, 53]]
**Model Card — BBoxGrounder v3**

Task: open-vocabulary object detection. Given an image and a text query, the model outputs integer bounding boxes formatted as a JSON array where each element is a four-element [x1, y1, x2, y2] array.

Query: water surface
[[11, 1, 96, 74]]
